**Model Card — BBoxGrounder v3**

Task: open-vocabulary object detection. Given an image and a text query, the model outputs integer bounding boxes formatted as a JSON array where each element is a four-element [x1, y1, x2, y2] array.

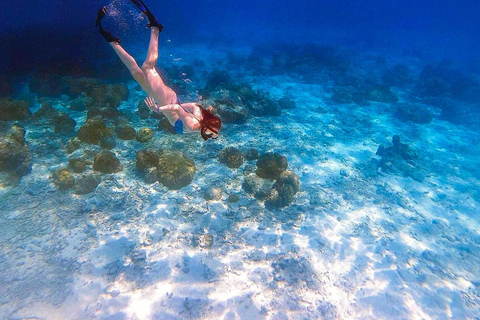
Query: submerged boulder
[[116, 124, 136, 140], [0, 124, 32, 177], [255, 152, 288, 179], [52, 168, 75, 190], [376, 135, 426, 182], [266, 171, 301, 207], [77, 116, 111, 144], [219, 147, 245, 169], [136, 128, 154, 143], [394, 103, 433, 124], [93, 151, 122, 174], [74, 174, 101, 195], [156, 151, 196, 190], [243, 173, 276, 200], [0, 98, 31, 121], [53, 112, 76, 133], [68, 158, 88, 173], [136, 149, 159, 172]]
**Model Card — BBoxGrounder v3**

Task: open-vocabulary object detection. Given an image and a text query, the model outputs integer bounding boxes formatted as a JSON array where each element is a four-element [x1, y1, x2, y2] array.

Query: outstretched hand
[[145, 97, 158, 112]]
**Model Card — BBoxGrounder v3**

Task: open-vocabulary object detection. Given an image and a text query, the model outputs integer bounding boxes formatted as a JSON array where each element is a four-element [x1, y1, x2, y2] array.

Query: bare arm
[[145, 98, 201, 131]]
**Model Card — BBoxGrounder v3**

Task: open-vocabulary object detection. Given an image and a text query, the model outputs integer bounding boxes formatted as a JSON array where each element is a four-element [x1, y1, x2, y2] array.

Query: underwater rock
[[353, 84, 398, 105], [414, 63, 480, 103], [206, 89, 248, 124], [245, 148, 259, 161], [52, 112, 76, 133], [0, 124, 32, 177], [93, 151, 122, 174], [69, 97, 87, 112], [277, 97, 297, 109], [204, 70, 233, 92], [66, 137, 82, 154], [331, 87, 355, 104], [136, 128, 154, 143], [116, 125, 136, 140], [267, 171, 301, 207], [33, 101, 56, 118], [0, 98, 31, 121], [77, 116, 111, 145], [137, 98, 151, 119], [228, 194, 240, 203], [158, 118, 176, 134], [219, 147, 245, 169], [247, 93, 282, 116], [100, 136, 116, 150], [156, 151, 196, 190], [74, 174, 101, 195], [382, 64, 412, 87], [204, 187, 222, 201], [68, 158, 88, 173], [394, 103, 433, 124], [376, 135, 426, 182], [255, 152, 288, 179], [274, 171, 300, 194], [63, 77, 128, 108], [216, 104, 248, 124], [135, 149, 159, 172], [52, 168, 75, 190], [243, 173, 275, 200]]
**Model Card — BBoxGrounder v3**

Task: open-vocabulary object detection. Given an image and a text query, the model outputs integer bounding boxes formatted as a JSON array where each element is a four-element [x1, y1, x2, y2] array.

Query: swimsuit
[[174, 119, 184, 134]]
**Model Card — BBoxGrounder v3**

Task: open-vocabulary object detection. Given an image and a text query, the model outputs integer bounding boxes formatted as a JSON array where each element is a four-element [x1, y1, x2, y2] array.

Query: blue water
[[1, 1, 480, 319]]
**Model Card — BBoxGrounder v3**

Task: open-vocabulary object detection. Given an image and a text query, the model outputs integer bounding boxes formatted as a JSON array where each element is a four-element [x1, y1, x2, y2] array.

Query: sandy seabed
[[1, 43, 479, 320]]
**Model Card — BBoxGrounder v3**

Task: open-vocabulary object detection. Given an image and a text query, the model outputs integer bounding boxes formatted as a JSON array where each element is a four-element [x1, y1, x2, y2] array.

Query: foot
[[96, 7, 107, 26], [129, 0, 163, 31], [145, 12, 164, 31], [96, 7, 121, 43]]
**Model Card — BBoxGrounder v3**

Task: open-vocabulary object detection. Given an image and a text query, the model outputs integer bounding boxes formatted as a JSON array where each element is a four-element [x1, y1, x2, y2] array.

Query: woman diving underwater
[[95, 0, 221, 140]]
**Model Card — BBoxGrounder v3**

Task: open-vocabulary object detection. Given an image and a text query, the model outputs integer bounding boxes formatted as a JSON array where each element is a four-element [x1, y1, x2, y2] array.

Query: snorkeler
[[95, 0, 221, 140]]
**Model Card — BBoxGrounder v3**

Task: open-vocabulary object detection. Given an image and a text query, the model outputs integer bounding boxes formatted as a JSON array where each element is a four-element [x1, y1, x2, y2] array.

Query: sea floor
[[1, 43, 480, 320]]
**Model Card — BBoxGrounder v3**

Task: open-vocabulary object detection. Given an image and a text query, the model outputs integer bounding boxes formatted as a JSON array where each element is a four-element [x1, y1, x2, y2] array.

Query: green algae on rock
[[93, 151, 122, 174], [156, 151, 196, 190]]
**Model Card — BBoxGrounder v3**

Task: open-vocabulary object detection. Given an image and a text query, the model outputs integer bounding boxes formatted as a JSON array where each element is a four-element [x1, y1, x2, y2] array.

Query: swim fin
[[129, 0, 164, 31], [96, 7, 120, 43]]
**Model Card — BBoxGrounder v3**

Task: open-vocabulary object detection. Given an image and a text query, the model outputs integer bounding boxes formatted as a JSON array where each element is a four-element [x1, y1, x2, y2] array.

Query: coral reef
[[255, 152, 288, 179], [77, 116, 112, 144], [93, 151, 122, 174], [52, 168, 75, 190], [136, 149, 196, 189], [74, 174, 101, 195], [136, 128, 154, 143], [243, 173, 276, 200], [394, 103, 433, 124], [266, 171, 301, 207], [376, 135, 426, 182], [116, 125, 136, 140], [68, 158, 88, 173], [0, 123, 32, 177], [52, 112, 76, 133], [245, 148, 259, 161], [219, 147, 245, 169], [203, 187, 222, 201], [156, 151, 196, 190], [0, 98, 31, 121]]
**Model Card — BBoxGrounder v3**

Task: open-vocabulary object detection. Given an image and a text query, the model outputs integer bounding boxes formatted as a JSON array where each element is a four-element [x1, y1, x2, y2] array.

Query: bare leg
[[110, 43, 146, 85], [142, 27, 160, 69]]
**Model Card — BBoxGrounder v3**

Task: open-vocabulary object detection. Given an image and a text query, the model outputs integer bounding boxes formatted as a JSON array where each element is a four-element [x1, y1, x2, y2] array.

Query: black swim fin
[[129, 0, 164, 31], [96, 7, 121, 43]]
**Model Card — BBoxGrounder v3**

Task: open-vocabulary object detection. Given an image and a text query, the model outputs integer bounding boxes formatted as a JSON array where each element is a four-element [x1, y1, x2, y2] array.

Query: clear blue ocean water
[[1, 1, 479, 319]]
